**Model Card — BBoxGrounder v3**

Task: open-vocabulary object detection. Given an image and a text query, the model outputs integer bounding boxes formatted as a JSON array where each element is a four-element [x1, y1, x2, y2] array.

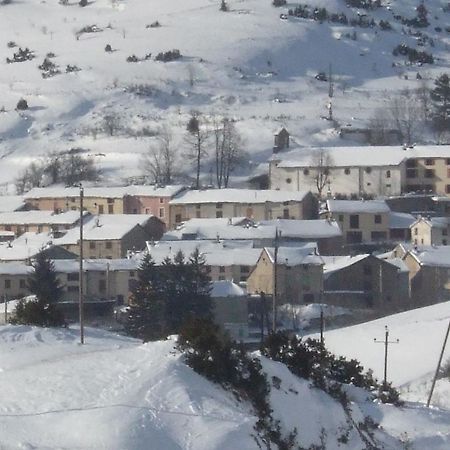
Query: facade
[[323, 254, 410, 311], [410, 217, 450, 246], [169, 189, 318, 228], [269, 145, 450, 197], [246, 247, 324, 304], [320, 200, 390, 246]]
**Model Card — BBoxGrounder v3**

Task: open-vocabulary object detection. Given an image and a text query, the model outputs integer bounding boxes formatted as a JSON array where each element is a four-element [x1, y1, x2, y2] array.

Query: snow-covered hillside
[[1, 303, 450, 449], [0, 0, 449, 190]]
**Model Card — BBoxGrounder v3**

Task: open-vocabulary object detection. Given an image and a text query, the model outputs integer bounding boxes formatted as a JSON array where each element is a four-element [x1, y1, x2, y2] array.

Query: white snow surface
[[0, 310, 450, 448]]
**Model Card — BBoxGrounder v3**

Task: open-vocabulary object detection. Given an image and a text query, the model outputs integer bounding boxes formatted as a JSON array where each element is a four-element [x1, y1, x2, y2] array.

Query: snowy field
[[1, 302, 450, 448], [0, 0, 449, 190]]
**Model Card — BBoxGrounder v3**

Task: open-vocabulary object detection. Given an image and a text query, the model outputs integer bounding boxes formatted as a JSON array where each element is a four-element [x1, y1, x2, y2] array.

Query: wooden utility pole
[[4, 294, 7, 323], [374, 326, 399, 386], [320, 307, 324, 346], [427, 320, 450, 407], [260, 292, 266, 345], [79, 185, 85, 345]]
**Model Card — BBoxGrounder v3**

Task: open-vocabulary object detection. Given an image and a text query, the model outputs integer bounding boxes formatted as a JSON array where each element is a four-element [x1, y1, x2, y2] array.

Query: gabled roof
[[169, 189, 310, 205], [0, 210, 86, 225], [410, 216, 450, 229], [322, 254, 370, 277], [210, 280, 246, 298], [326, 199, 390, 214], [407, 245, 450, 267], [263, 246, 323, 266], [272, 145, 450, 168]]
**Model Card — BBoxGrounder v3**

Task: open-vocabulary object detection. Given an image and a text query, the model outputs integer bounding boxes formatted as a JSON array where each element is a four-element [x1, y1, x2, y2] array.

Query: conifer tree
[[125, 254, 165, 341], [431, 73, 450, 133], [12, 251, 65, 327]]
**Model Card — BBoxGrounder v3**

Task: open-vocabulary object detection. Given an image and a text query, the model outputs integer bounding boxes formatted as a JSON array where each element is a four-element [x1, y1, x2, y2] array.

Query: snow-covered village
[[1, 0, 450, 448]]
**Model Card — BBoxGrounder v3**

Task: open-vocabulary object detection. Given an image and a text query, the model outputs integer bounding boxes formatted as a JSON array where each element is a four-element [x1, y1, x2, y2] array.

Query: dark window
[[406, 169, 418, 178], [108, 204, 114, 214], [414, 228, 418, 235], [344, 168, 351, 175], [196, 204, 201, 209], [303, 168, 309, 176], [4, 279, 11, 289], [129, 271, 135, 277], [216, 211, 223, 218], [105, 241, 112, 249], [406, 159, 417, 168], [365, 167, 372, 174], [219, 266, 225, 273], [19, 279, 26, 288], [374, 214, 382, 224], [338, 215, 344, 222], [386, 170, 391, 178], [89, 242, 96, 249], [67, 273, 79, 282], [175, 214, 182, 223], [98, 204, 104, 214], [424, 169, 434, 178], [283, 208, 289, 219], [447, 158, 450, 165], [446, 185, 450, 194], [285, 178, 292, 184], [240, 266, 250, 273], [5, 225, 11, 231], [349, 215, 359, 229], [216, 203, 223, 209], [159, 198, 164, 204], [107, 198, 114, 204], [425, 158, 435, 166], [443, 239, 448, 245]]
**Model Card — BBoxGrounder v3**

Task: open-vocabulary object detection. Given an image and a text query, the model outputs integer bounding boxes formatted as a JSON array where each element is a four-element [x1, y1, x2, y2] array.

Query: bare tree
[[103, 113, 121, 136], [212, 116, 245, 188], [311, 149, 333, 199], [185, 112, 209, 189], [15, 163, 45, 194], [389, 89, 422, 145], [369, 108, 391, 145], [142, 126, 178, 184]]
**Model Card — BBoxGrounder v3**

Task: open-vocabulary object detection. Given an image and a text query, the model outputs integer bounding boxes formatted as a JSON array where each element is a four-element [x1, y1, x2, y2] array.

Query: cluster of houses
[[0, 135, 449, 336]]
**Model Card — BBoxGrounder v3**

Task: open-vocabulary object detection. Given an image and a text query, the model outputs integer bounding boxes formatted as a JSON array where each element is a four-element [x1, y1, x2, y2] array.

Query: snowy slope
[[0, 0, 449, 190], [0, 319, 450, 449]]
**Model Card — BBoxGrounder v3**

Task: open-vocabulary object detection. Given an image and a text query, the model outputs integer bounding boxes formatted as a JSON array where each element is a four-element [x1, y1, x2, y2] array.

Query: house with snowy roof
[[401, 245, 450, 307], [168, 188, 318, 228], [23, 185, 185, 226], [246, 246, 324, 305], [163, 217, 343, 255], [410, 216, 450, 246], [53, 214, 164, 259], [0, 210, 88, 237], [322, 254, 410, 311], [0, 195, 27, 213], [269, 145, 450, 197], [320, 199, 391, 247]]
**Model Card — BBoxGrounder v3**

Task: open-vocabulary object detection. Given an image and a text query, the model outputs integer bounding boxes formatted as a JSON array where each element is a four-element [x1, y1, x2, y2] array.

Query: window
[[216, 203, 223, 209], [108, 204, 114, 214], [219, 266, 225, 273], [285, 178, 292, 184], [159, 208, 165, 218], [283, 208, 289, 219], [424, 169, 435, 178], [303, 168, 309, 176], [344, 168, 351, 175], [365, 167, 372, 174], [240, 265, 249, 273], [5, 225, 11, 231], [99, 279, 106, 292], [129, 271, 135, 277], [386, 170, 391, 178], [374, 214, 382, 224], [447, 168, 450, 178], [406, 159, 417, 168], [196, 210, 201, 218], [107, 198, 114, 204], [425, 158, 435, 166], [67, 273, 79, 282], [349, 214, 359, 229], [70, 197, 76, 203], [196, 204, 201, 209], [443, 229, 448, 236], [443, 239, 448, 245], [338, 215, 344, 222], [159, 197, 164, 204], [175, 214, 182, 223], [216, 211, 223, 218], [447, 158, 450, 165], [406, 169, 418, 178], [4, 279, 11, 289], [105, 242, 112, 249], [447, 185, 450, 194], [98, 204, 104, 214], [19, 279, 26, 288], [414, 228, 418, 235], [89, 242, 96, 249]]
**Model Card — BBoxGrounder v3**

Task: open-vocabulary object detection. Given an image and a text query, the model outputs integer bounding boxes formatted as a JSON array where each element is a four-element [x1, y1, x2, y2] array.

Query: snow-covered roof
[[24, 185, 186, 199], [0, 232, 54, 261], [322, 254, 370, 277], [163, 218, 341, 241], [210, 280, 246, 298], [264, 246, 323, 266], [389, 212, 416, 229], [0, 195, 26, 213], [0, 262, 33, 276], [53, 258, 140, 273], [273, 145, 450, 168], [169, 189, 310, 205], [54, 215, 151, 244], [411, 216, 450, 229], [0, 210, 86, 225], [408, 246, 450, 267], [326, 199, 390, 214]]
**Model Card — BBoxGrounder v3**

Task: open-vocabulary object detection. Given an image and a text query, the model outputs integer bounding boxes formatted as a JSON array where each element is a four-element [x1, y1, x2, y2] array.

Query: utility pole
[[4, 294, 7, 323], [427, 320, 450, 407], [374, 326, 399, 386], [328, 63, 334, 99], [320, 307, 324, 346], [79, 185, 85, 345], [260, 292, 266, 346]]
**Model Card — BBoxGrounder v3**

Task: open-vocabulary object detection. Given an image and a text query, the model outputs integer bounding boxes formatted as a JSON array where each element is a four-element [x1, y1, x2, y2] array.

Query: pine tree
[[431, 73, 450, 133], [125, 254, 165, 341], [11, 251, 65, 327]]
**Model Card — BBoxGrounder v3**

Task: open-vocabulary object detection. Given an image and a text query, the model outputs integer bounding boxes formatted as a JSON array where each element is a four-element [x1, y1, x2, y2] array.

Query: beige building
[[320, 199, 390, 246], [169, 189, 318, 228], [410, 217, 450, 246], [246, 247, 324, 304]]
